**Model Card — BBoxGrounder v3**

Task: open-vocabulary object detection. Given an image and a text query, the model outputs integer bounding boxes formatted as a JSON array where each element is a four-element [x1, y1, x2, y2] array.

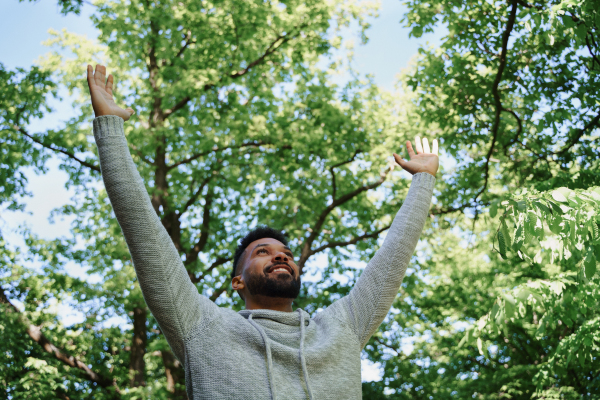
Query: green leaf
[[584, 248, 597, 279], [516, 288, 531, 301], [549, 281, 565, 296], [550, 216, 563, 234], [501, 219, 512, 248], [512, 224, 524, 251], [548, 200, 565, 215], [579, 349, 587, 368], [458, 328, 473, 348], [590, 220, 599, 240], [503, 294, 516, 318], [498, 230, 507, 259], [477, 337, 484, 356], [490, 202, 498, 218], [534, 200, 551, 215], [535, 320, 546, 338], [491, 302, 500, 319]]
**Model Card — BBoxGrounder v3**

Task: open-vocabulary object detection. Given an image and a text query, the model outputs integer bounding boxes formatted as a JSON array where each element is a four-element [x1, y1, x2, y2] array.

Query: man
[[87, 64, 438, 399]]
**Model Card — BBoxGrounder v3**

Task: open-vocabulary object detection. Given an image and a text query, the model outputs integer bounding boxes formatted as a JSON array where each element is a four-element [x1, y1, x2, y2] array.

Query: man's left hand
[[393, 136, 439, 177]]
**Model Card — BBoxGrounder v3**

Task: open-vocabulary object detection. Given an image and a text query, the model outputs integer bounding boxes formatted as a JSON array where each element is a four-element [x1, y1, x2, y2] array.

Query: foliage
[[19, 0, 86, 15], [359, 0, 600, 397], [402, 0, 600, 210], [2, 0, 600, 398], [463, 186, 600, 395], [2, 0, 421, 398], [0, 63, 55, 211]]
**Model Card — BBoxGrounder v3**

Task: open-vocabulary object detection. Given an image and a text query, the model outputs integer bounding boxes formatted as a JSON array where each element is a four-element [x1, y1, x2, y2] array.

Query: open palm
[[87, 64, 134, 121], [393, 136, 439, 177]]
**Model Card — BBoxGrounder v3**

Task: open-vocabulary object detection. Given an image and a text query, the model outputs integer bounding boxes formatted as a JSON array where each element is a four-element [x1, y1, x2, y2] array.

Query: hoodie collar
[[239, 308, 311, 326]]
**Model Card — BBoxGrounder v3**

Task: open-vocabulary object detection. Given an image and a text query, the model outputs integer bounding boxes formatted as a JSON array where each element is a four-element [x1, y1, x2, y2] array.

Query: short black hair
[[231, 225, 289, 280]]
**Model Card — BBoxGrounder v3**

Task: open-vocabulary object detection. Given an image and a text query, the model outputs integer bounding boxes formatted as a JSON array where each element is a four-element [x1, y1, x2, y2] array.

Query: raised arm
[[326, 137, 438, 348], [87, 65, 217, 363]]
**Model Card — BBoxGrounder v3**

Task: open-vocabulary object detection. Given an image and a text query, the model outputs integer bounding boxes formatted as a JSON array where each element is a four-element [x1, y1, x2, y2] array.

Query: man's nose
[[273, 252, 288, 262]]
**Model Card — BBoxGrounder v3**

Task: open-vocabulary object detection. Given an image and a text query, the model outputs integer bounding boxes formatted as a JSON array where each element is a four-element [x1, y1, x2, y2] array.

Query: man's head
[[231, 226, 301, 305]]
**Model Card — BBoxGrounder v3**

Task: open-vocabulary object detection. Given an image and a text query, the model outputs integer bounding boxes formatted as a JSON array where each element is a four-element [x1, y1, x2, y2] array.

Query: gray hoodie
[[93, 115, 436, 400]]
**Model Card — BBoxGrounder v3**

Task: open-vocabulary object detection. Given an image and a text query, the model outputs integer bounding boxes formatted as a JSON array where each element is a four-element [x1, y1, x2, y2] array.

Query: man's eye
[[257, 248, 268, 254]]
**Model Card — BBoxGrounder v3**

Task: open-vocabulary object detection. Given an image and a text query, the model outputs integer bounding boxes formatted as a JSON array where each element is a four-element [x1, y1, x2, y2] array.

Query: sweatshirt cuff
[[411, 172, 436, 191], [93, 115, 125, 142]]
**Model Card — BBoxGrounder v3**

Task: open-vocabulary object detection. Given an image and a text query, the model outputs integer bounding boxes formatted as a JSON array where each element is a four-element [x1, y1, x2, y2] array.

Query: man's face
[[237, 238, 301, 299]]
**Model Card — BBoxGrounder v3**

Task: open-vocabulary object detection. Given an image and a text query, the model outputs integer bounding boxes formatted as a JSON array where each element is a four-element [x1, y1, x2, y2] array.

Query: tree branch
[[0, 288, 121, 397], [515, 0, 543, 10], [15, 127, 100, 172], [585, 35, 600, 70], [228, 24, 302, 79], [473, 0, 519, 203], [554, 111, 600, 156], [181, 174, 212, 215], [174, 30, 195, 61], [502, 107, 523, 145], [190, 257, 231, 284], [309, 225, 390, 257], [184, 186, 214, 266], [329, 150, 361, 201], [163, 23, 307, 119], [209, 278, 231, 301], [129, 146, 155, 166], [167, 141, 268, 170], [56, 391, 72, 400], [163, 96, 192, 118], [374, 337, 402, 358], [298, 168, 391, 268]]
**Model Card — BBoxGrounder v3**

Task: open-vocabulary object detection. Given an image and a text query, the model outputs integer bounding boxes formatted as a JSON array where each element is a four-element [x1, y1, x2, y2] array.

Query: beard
[[246, 267, 301, 299]]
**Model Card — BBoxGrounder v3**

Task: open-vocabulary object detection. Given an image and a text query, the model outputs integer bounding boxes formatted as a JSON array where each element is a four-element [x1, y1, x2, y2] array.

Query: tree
[[3, 0, 599, 397], [1, 0, 431, 398], [361, 0, 600, 397], [19, 0, 87, 15]]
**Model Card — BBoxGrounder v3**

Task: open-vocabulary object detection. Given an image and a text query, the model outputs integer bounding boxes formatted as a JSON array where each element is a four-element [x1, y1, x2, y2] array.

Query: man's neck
[[244, 294, 294, 312]]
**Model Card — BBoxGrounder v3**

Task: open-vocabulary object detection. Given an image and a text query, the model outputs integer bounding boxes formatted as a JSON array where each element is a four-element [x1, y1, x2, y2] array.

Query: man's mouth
[[267, 264, 293, 275]]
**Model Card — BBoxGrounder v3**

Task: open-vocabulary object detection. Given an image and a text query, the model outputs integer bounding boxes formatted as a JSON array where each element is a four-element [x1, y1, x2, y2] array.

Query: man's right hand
[[87, 64, 134, 121]]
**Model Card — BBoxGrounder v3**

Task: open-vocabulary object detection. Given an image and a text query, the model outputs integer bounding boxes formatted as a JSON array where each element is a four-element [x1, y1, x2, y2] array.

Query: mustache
[[263, 262, 294, 276]]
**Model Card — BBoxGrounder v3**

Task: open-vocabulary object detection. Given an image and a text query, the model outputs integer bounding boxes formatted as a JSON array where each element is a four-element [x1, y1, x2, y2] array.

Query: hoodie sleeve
[[93, 115, 218, 363], [323, 172, 435, 349]]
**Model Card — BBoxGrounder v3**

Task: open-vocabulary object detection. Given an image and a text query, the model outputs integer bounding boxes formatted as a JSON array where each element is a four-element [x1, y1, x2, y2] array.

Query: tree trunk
[[162, 349, 188, 399], [129, 306, 147, 387]]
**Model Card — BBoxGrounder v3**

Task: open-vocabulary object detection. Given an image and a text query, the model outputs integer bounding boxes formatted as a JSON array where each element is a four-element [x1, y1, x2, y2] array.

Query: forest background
[[1, 0, 599, 399]]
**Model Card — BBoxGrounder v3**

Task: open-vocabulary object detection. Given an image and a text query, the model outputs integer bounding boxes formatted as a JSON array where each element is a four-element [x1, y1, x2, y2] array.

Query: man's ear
[[231, 275, 245, 291]]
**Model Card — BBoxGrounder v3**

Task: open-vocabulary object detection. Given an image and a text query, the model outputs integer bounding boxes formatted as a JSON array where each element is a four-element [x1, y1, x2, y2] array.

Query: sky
[[0, 0, 445, 383]]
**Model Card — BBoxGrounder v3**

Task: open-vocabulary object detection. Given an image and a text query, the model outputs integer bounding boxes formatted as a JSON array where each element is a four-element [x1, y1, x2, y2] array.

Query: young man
[[87, 64, 439, 399]]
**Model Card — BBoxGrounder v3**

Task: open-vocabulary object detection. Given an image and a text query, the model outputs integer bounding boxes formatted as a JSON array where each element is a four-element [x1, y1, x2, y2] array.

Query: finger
[[94, 64, 106, 88], [423, 137, 431, 154], [432, 139, 439, 156], [126, 108, 135, 116], [415, 136, 424, 154], [393, 153, 408, 168], [106, 74, 114, 96], [86, 65, 94, 90], [406, 140, 416, 158], [394, 153, 415, 174]]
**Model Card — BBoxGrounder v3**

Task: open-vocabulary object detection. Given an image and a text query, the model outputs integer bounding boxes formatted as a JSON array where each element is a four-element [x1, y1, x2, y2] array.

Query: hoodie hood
[[238, 308, 311, 326], [239, 308, 314, 400]]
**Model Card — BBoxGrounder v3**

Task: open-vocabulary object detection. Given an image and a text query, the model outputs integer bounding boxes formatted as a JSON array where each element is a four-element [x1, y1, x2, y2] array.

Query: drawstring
[[248, 310, 314, 400], [298, 309, 314, 400], [248, 314, 277, 400]]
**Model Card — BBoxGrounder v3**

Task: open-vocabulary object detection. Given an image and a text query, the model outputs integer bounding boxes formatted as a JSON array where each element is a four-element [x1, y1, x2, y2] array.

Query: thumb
[[126, 108, 135, 116], [393, 153, 414, 174], [393, 153, 407, 167]]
